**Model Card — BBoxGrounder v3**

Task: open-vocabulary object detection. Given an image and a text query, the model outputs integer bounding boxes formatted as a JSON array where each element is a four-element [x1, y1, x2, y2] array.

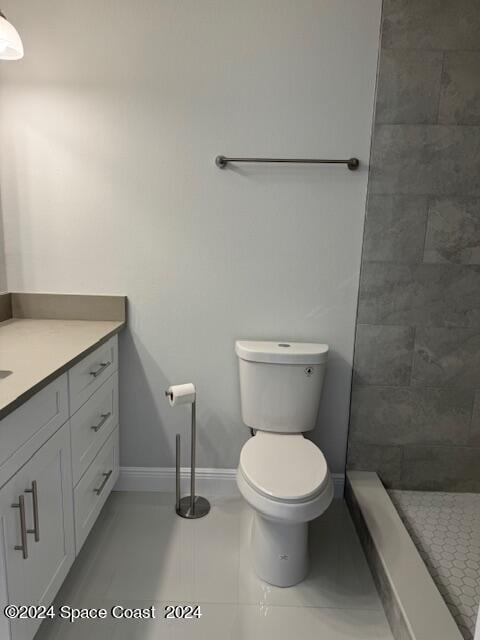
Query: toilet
[[235, 340, 333, 587]]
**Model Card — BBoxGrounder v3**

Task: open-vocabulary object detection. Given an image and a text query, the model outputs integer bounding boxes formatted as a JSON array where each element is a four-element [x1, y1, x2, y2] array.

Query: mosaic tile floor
[[389, 490, 480, 640]]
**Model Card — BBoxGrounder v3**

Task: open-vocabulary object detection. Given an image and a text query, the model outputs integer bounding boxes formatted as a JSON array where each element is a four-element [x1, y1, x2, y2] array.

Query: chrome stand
[[174, 400, 210, 519]]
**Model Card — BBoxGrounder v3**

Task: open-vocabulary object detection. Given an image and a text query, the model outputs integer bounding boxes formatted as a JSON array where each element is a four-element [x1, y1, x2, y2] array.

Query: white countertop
[[0, 318, 124, 419]]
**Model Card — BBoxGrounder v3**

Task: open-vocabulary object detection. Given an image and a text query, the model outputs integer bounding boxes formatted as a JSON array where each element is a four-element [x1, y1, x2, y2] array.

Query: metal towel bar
[[215, 155, 359, 171]]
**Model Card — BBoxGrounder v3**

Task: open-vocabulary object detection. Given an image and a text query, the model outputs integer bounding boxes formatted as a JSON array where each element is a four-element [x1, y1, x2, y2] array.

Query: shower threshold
[[345, 471, 464, 640]]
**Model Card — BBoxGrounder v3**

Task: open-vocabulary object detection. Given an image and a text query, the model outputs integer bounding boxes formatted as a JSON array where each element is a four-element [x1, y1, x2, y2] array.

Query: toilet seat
[[239, 432, 329, 503]]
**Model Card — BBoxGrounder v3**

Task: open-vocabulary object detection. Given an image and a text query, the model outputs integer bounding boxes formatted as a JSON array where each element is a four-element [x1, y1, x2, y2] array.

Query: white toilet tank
[[235, 340, 328, 433]]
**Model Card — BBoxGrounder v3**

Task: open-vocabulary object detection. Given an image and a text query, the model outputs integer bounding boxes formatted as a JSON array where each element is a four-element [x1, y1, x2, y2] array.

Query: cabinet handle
[[91, 412, 112, 433], [89, 361, 111, 378], [11, 495, 28, 559], [25, 480, 40, 542], [94, 470, 113, 496]]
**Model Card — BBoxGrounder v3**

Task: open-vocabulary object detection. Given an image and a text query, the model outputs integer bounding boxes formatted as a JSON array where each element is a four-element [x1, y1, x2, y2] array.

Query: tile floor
[[389, 490, 480, 640], [36, 492, 392, 639]]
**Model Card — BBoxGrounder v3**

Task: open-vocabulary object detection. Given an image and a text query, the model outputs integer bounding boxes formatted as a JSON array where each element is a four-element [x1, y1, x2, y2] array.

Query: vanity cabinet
[[0, 334, 120, 640]]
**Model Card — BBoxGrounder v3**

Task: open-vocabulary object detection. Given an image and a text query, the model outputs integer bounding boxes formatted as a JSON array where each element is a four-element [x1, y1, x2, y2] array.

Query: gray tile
[[401, 446, 480, 491], [412, 327, 480, 388], [354, 324, 414, 386], [363, 195, 428, 263], [424, 198, 480, 264], [349, 385, 472, 446], [358, 262, 480, 327], [382, 0, 480, 50], [370, 125, 480, 196], [376, 49, 443, 124], [439, 52, 480, 125], [346, 442, 402, 487]]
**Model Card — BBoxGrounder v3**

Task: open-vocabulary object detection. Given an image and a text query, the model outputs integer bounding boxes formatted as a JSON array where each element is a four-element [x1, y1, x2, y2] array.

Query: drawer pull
[[94, 470, 113, 496], [89, 361, 111, 378], [25, 480, 40, 542], [91, 412, 112, 433], [11, 495, 28, 559]]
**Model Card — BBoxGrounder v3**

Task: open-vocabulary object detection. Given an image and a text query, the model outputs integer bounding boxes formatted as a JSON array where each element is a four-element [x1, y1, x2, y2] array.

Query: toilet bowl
[[237, 431, 333, 586], [235, 340, 332, 587]]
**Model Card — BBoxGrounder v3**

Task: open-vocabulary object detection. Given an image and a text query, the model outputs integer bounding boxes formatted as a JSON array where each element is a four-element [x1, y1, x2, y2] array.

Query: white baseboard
[[115, 467, 238, 497], [115, 467, 345, 499]]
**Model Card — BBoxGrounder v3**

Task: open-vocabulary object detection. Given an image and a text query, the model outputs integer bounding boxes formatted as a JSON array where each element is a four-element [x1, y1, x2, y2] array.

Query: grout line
[[361, 258, 480, 267], [399, 445, 405, 486], [350, 443, 480, 452], [420, 196, 431, 263], [355, 322, 417, 328], [82, 597, 387, 612], [353, 382, 478, 392], [349, 442, 480, 452], [382, 46, 480, 53], [373, 122, 480, 128], [407, 325, 416, 386], [400, 442, 480, 451], [370, 191, 480, 198], [435, 51, 446, 124], [466, 388, 478, 444]]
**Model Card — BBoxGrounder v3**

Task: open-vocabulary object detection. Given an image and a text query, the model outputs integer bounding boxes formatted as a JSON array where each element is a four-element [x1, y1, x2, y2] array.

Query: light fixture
[[0, 10, 24, 60]]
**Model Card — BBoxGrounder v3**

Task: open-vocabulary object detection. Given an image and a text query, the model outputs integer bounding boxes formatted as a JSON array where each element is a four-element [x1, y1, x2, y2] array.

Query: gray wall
[[0, 0, 382, 473], [347, 0, 480, 491]]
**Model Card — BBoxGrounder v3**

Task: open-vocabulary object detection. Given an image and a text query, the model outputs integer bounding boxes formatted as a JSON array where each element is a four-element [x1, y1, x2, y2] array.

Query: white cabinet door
[[0, 423, 74, 640], [0, 462, 27, 640]]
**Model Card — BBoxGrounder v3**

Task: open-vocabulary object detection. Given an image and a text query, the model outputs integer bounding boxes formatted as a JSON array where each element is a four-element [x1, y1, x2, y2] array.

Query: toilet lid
[[239, 432, 329, 502]]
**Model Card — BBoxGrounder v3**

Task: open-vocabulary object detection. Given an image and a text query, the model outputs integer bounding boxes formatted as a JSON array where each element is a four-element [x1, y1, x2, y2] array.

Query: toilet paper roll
[[166, 383, 196, 407]]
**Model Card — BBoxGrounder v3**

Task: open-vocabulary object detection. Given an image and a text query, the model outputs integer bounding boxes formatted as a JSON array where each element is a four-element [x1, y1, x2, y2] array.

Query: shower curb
[[345, 471, 462, 640]]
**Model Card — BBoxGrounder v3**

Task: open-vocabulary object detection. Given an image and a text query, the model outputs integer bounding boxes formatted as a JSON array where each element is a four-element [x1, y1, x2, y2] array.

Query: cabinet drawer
[[71, 372, 118, 486], [0, 375, 68, 490], [74, 427, 119, 554], [69, 336, 118, 414]]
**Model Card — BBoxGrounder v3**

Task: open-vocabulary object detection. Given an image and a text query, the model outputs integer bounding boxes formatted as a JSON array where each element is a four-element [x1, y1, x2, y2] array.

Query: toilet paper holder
[[165, 387, 210, 519]]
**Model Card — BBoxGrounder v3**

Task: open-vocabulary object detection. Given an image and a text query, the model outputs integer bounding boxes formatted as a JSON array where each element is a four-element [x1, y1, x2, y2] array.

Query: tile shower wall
[[347, 0, 480, 491]]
